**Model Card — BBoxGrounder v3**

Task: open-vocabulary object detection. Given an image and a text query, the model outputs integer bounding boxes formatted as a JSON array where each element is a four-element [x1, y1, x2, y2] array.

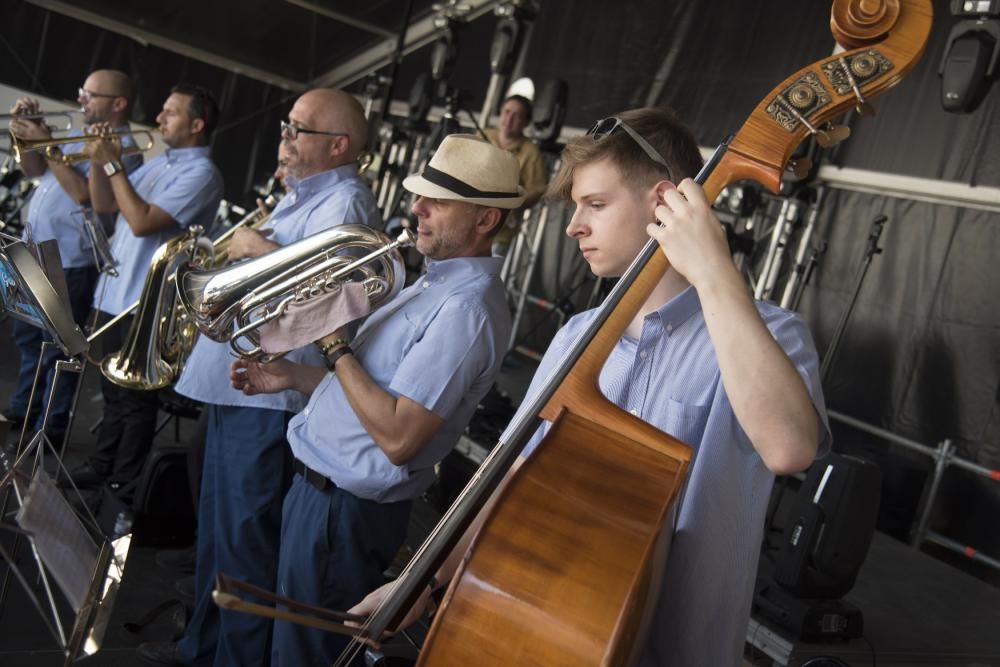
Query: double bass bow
[[334, 1, 933, 664]]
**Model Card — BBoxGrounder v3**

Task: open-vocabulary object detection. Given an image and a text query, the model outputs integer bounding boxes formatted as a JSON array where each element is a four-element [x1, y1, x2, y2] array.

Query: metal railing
[[828, 409, 1000, 573]]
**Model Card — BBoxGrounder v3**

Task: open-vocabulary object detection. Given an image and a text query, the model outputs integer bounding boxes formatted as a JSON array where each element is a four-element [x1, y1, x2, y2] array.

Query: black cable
[[213, 89, 301, 136], [461, 106, 490, 142], [748, 617, 763, 664], [0, 32, 49, 96], [861, 633, 877, 667], [508, 273, 594, 352], [801, 658, 851, 667]]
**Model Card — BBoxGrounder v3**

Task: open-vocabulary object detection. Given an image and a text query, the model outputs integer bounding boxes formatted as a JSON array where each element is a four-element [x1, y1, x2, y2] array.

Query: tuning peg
[[814, 123, 850, 148], [837, 56, 877, 117], [856, 101, 876, 116], [786, 157, 813, 180]]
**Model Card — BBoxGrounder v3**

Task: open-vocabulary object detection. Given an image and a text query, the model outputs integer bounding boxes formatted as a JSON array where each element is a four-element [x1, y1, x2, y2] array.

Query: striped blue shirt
[[519, 285, 831, 667], [175, 164, 381, 412], [92, 145, 223, 315], [289, 256, 511, 502], [23, 127, 142, 269]]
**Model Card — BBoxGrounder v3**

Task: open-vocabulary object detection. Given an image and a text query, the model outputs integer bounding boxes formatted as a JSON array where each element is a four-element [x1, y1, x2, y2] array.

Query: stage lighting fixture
[[429, 27, 458, 83], [723, 184, 762, 217], [753, 453, 881, 642], [772, 453, 881, 600], [531, 79, 567, 144], [939, 0, 1000, 112]]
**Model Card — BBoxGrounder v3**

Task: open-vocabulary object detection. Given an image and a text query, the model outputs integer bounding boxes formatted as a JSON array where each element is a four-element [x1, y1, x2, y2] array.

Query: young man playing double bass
[[351, 107, 831, 666]]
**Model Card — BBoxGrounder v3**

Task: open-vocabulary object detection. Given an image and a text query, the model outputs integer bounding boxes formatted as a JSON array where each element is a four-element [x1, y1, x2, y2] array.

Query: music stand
[[1, 239, 128, 663], [0, 240, 87, 357], [0, 465, 131, 663]]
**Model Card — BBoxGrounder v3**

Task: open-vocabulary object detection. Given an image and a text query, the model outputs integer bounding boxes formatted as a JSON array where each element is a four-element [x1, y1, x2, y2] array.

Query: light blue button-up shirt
[[92, 145, 223, 315], [289, 256, 511, 502], [174, 164, 381, 413], [519, 286, 831, 667], [23, 127, 142, 269]]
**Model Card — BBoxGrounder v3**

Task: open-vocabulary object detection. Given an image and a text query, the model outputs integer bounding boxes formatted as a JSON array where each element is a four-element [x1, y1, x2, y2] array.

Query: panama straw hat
[[403, 133, 526, 209]]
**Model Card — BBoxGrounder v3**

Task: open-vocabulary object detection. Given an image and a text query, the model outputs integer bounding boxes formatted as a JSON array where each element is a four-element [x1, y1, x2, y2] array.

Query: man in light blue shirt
[[227, 134, 518, 666], [143, 88, 382, 667], [74, 84, 223, 498], [350, 109, 831, 666], [4, 70, 141, 440]]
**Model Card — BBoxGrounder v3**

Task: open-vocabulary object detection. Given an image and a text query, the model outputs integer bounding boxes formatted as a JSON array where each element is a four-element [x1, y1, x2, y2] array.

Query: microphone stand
[[820, 214, 887, 383]]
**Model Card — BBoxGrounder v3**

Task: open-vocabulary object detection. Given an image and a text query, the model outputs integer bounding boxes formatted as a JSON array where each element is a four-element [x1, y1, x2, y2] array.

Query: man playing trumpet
[[4, 69, 141, 443], [69, 84, 223, 500]]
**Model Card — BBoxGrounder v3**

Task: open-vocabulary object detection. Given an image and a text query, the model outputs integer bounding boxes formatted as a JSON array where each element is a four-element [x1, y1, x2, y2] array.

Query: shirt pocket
[[361, 310, 420, 380], [661, 398, 711, 451]]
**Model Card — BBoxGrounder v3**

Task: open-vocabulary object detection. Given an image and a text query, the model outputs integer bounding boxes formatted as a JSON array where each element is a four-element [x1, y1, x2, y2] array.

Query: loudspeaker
[[773, 453, 881, 599], [407, 72, 433, 127]]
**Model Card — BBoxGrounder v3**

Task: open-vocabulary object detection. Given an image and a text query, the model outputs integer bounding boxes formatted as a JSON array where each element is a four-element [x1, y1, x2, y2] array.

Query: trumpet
[[0, 110, 76, 132], [8, 128, 156, 165], [211, 193, 283, 267]]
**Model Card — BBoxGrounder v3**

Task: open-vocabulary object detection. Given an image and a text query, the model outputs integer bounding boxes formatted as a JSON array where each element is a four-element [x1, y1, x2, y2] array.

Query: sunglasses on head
[[587, 116, 674, 184]]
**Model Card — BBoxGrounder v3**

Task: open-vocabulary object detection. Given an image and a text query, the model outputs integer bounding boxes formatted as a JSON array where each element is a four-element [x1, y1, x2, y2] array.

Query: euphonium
[[176, 224, 415, 361], [100, 226, 214, 389]]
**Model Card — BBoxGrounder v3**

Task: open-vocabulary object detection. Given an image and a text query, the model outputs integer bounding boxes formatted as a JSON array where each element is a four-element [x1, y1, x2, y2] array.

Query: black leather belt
[[293, 458, 334, 492]]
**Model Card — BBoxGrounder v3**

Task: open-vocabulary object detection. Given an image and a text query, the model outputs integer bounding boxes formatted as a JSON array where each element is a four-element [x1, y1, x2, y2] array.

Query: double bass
[[221, 1, 934, 664]]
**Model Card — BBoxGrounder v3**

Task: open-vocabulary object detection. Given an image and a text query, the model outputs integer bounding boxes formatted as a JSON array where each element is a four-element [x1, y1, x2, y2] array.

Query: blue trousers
[[177, 404, 292, 667], [7, 265, 97, 433], [270, 475, 412, 667]]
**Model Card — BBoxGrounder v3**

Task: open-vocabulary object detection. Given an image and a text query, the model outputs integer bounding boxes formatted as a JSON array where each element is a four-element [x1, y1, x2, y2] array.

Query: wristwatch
[[103, 159, 124, 178]]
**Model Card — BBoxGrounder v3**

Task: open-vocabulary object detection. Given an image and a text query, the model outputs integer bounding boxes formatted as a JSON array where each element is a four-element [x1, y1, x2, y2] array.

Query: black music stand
[[1, 240, 87, 357], [1, 239, 130, 664]]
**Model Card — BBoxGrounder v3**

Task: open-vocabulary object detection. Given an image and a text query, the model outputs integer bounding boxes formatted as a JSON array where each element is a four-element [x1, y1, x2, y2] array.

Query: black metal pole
[[819, 214, 888, 384], [367, 0, 418, 153]]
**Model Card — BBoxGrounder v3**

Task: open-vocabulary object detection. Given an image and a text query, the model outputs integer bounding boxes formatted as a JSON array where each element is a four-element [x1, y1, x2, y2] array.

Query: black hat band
[[421, 165, 519, 199]]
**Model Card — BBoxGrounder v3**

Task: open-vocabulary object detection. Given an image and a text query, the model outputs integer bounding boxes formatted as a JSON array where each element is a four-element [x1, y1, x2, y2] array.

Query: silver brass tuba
[[101, 226, 214, 389], [176, 224, 415, 361]]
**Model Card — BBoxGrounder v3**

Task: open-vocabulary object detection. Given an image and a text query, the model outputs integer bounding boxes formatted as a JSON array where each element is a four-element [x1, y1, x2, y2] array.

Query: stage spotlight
[[531, 79, 567, 144], [429, 27, 458, 83], [939, 1, 1000, 113]]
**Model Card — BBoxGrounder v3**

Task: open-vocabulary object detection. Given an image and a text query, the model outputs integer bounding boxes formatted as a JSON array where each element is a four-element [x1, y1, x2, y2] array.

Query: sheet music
[[16, 471, 100, 611], [77, 208, 118, 277]]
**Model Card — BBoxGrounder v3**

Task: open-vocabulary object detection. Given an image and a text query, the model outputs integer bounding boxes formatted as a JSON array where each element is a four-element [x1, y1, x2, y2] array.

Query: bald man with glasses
[[4, 70, 141, 442], [140, 88, 382, 667]]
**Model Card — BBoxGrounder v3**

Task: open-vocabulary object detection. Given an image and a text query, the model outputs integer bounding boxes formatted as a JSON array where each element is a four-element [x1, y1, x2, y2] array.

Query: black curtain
[[2, 0, 998, 581]]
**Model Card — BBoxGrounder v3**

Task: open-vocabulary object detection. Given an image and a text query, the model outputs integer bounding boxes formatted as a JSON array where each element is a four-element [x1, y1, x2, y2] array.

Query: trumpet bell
[[176, 224, 414, 357]]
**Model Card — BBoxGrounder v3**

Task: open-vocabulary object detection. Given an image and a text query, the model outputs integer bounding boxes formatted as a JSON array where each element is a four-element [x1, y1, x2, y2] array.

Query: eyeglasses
[[587, 116, 674, 183], [280, 120, 348, 141], [78, 87, 119, 103]]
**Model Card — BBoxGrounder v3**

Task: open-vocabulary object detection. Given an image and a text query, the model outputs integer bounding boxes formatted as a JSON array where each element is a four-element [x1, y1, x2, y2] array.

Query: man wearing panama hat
[[228, 133, 518, 666]]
